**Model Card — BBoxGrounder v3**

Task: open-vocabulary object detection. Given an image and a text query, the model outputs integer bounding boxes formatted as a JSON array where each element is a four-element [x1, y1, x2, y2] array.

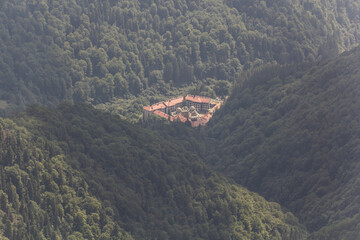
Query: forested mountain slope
[[207, 46, 360, 239], [0, 118, 133, 239], [0, 0, 359, 118], [0, 103, 308, 239]]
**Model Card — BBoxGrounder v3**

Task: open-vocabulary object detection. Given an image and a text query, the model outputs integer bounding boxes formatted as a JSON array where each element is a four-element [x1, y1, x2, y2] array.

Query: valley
[[0, 0, 359, 239]]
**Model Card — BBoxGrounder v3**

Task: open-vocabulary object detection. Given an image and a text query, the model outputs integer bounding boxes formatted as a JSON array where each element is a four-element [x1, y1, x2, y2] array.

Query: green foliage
[[0, 0, 359, 238], [0, 0, 360, 120], [0, 103, 308, 239], [0, 117, 134, 239], [207, 46, 360, 238]]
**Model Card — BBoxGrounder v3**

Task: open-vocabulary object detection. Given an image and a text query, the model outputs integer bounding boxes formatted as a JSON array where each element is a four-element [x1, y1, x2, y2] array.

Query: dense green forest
[[0, 116, 133, 239], [1, 0, 360, 239], [0, 0, 360, 119], [0, 103, 308, 239], [207, 46, 360, 239]]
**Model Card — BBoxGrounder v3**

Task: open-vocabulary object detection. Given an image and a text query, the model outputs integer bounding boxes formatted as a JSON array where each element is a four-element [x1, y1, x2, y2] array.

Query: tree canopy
[[0, 0, 359, 120], [0, 103, 308, 239], [206, 46, 360, 239]]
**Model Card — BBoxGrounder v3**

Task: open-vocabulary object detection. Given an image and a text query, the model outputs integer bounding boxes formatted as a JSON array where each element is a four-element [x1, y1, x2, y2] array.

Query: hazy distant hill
[[0, 103, 308, 239], [0, 0, 359, 118], [207, 46, 360, 239]]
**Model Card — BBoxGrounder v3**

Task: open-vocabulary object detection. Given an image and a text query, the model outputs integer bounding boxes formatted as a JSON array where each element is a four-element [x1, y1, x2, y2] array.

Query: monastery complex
[[143, 95, 223, 127]]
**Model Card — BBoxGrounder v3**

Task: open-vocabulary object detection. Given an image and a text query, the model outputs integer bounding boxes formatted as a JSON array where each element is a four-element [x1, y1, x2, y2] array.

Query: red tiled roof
[[143, 106, 152, 111], [143, 102, 166, 112], [164, 96, 184, 107], [185, 95, 211, 104], [144, 95, 222, 126], [153, 110, 171, 120], [174, 115, 187, 123]]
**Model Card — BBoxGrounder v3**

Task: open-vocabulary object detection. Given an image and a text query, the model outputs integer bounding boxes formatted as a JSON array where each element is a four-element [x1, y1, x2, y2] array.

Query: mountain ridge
[[206, 45, 360, 239]]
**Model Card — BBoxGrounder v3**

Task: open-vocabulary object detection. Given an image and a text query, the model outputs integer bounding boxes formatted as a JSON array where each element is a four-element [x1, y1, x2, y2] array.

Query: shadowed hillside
[[0, 103, 308, 239], [1, 0, 360, 239], [0, 118, 133, 239], [207, 46, 360, 239]]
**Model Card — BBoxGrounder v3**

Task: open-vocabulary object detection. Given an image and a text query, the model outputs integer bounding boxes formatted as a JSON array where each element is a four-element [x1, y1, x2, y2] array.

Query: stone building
[[185, 95, 211, 113], [143, 95, 223, 126]]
